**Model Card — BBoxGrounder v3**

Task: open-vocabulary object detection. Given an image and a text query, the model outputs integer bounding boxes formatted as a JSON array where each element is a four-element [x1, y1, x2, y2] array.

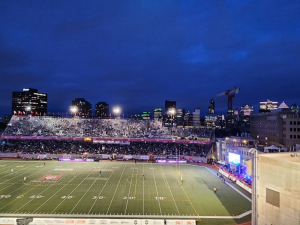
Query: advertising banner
[[0, 218, 195, 225]]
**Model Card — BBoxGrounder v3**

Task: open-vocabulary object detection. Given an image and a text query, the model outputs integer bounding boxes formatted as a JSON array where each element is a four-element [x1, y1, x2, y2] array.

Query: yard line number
[[61, 196, 74, 199], [92, 196, 106, 200], [123, 196, 136, 200]]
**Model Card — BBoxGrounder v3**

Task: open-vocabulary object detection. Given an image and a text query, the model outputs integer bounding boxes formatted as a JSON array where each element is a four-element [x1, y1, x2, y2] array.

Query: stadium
[[0, 116, 252, 225]]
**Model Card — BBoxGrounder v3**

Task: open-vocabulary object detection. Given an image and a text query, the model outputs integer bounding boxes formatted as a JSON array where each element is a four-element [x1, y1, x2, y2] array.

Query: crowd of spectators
[[1, 139, 212, 157], [3, 116, 213, 140]]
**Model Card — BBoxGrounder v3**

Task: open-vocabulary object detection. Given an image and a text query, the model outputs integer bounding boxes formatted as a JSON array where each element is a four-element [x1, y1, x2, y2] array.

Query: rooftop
[[259, 152, 300, 164]]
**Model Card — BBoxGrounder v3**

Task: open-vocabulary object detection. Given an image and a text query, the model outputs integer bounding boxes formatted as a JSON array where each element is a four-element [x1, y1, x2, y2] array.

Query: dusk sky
[[1, 0, 300, 116]]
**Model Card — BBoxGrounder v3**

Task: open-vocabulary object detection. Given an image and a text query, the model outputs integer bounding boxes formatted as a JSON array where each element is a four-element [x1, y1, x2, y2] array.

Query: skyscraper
[[71, 98, 92, 117], [259, 99, 278, 113], [208, 99, 215, 114], [154, 108, 162, 120], [142, 111, 151, 120], [176, 108, 185, 126], [165, 100, 176, 115], [95, 102, 109, 118], [12, 88, 47, 115], [193, 108, 201, 127]]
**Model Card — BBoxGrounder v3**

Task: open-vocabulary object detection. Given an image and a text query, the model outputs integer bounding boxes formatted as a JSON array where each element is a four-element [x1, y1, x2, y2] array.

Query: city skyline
[[1, 1, 300, 116], [6, 86, 299, 117]]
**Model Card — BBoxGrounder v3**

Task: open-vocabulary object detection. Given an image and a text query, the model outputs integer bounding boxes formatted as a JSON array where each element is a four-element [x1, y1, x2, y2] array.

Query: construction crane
[[216, 87, 240, 116]]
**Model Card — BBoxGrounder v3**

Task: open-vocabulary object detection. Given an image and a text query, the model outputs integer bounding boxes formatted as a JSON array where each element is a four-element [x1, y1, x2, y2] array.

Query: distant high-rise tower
[[193, 108, 201, 127], [208, 99, 215, 114], [71, 98, 92, 117], [165, 100, 176, 115], [259, 99, 278, 113], [154, 108, 162, 120], [176, 108, 185, 126], [142, 111, 151, 120], [240, 105, 253, 116], [290, 103, 299, 114], [12, 88, 47, 115], [95, 102, 109, 118]]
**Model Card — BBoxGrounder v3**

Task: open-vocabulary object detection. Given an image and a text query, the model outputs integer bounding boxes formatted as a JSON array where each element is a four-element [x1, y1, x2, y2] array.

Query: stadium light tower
[[168, 108, 176, 127], [25, 106, 31, 115], [113, 107, 121, 119], [70, 106, 78, 117]]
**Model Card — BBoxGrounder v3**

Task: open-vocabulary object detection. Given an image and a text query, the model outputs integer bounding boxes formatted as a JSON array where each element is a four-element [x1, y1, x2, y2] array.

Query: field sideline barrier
[[0, 218, 196, 225], [214, 165, 252, 194]]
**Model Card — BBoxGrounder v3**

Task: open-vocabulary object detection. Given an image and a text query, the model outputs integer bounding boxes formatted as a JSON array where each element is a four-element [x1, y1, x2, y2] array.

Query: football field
[[0, 161, 251, 220]]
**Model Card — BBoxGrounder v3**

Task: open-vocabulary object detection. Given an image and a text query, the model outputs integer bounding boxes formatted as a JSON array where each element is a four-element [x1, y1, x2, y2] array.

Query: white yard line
[[106, 164, 127, 214], [87, 163, 115, 214], [124, 164, 135, 214], [151, 164, 162, 215], [14, 173, 75, 213], [0, 162, 41, 185], [1, 162, 58, 197], [160, 164, 180, 215], [32, 173, 80, 213], [51, 169, 96, 214]]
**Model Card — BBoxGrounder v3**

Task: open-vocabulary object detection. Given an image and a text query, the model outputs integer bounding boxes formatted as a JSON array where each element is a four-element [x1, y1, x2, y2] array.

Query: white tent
[[264, 145, 280, 153]]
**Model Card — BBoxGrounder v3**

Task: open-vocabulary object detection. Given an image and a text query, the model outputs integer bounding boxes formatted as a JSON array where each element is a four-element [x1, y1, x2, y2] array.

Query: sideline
[[1, 210, 252, 219], [204, 167, 252, 202]]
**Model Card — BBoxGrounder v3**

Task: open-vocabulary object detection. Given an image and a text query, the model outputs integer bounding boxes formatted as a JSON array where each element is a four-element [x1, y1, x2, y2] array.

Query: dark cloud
[[0, 0, 300, 116]]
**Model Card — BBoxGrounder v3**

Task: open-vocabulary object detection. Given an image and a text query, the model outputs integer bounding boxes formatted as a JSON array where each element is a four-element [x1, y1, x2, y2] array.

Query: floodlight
[[70, 106, 78, 113]]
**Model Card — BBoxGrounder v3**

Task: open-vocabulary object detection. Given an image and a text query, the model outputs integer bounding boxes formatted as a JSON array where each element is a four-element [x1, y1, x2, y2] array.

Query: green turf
[[0, 161, 251, 221]]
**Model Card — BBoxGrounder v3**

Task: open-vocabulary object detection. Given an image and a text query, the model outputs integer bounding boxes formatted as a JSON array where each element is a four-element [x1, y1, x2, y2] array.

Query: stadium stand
[[3, 116, 213, 140], [1, 116, 213, 158]]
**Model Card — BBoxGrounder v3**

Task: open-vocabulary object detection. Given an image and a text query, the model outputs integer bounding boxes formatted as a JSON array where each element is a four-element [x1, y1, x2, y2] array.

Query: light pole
[[249, 148, 258, 225], [113, 107, 121, 119], [168, 108, 175, 127], [25, 106, 31, 116], [70, 106, 78, 117]]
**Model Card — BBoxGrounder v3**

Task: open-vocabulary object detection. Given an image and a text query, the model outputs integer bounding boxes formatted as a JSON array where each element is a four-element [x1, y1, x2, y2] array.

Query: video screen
[[228, 152, 240, 165]]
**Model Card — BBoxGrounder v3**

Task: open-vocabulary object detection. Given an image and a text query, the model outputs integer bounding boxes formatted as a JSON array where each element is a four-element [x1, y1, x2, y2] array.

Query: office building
[[12, 88, 47, 116], [215, 136, 257, 168], [250, 102, 300, 149], [290, 103, 299, 114], [205, 114, 217, 128], [235, 105, 253, 133], [71, 98, 92, 117], [131, 114, 142, 119], [95, 102, 109, 118], [154, 108, 162, 120], [192, 108, 201, 127], [259, 99, 278, 113], [240, 105, 253, 116], [184, 111, 193, 127], [208, 99, 215, 114], [165, 100, 176, 115], [142, 112, 150, 120], [216, 115, 226, 130], [176, 108, 185, 126]]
